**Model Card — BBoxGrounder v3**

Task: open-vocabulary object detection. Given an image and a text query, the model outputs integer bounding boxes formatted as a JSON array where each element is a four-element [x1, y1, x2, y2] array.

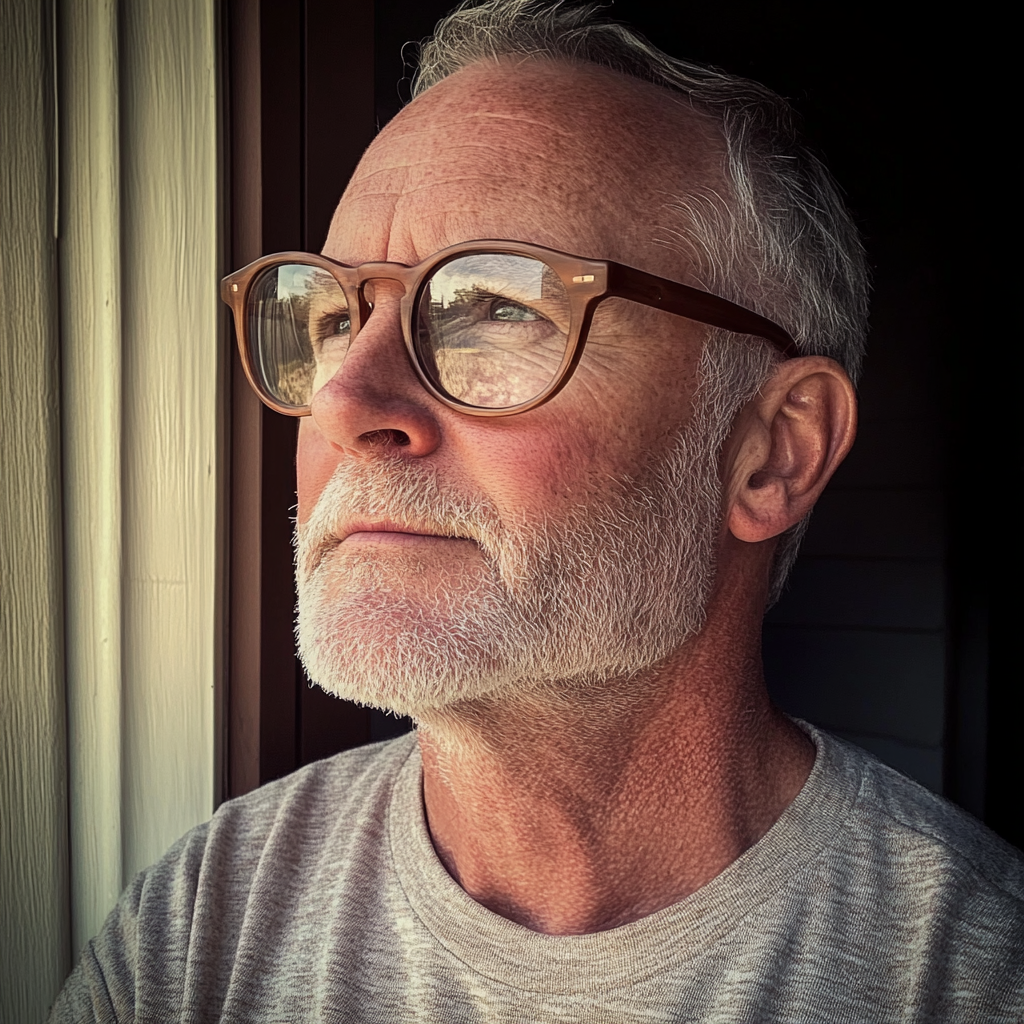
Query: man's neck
[[416, 620, 815, 936]]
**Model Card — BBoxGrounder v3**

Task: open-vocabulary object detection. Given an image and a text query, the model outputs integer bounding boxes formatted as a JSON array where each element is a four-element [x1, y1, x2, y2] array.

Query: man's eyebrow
[[305, 279, 347, 303]]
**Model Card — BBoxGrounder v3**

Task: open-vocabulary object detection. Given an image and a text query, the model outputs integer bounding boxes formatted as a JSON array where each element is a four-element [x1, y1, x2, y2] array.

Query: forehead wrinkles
[[328, 57, 728, 272], [415, 57, 728, 194], [337, 122, 622, 261]]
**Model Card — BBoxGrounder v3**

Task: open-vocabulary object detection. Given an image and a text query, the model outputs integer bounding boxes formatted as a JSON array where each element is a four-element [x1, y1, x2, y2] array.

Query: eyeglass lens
[[247, 263, 349, 408], [245, 253, 573, 411], [415, 254, 570, 409]]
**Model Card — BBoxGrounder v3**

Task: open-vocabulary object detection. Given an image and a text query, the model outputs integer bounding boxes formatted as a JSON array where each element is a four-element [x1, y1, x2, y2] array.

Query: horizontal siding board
[[764, 625, 945, 747], [828, 418, 943, 490], [768, 558, 944, 630], [800, 489, 945, 560]]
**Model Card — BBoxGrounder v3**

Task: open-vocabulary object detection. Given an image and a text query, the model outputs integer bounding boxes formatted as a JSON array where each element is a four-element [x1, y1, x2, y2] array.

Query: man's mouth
[[340, 520, 473, 546]]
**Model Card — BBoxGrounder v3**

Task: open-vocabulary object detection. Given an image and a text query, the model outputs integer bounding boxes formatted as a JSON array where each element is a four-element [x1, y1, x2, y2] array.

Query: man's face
[[294, 58, 730, 716]]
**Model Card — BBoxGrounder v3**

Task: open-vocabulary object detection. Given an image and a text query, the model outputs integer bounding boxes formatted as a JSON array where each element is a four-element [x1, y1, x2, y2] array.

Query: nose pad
[[337, 277, 407, 379], [344, 278, 409, 371], [358, 277, 442, 399], [355, 284, 373, 337], [357, 277, 407, 329]]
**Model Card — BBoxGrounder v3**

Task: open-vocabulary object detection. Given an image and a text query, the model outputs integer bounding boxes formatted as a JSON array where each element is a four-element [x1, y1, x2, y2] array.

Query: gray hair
[[410, 0, 869, 604]]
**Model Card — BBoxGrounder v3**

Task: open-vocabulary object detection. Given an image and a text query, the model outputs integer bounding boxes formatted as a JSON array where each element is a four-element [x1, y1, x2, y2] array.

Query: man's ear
[[723, 356, 857, 543]]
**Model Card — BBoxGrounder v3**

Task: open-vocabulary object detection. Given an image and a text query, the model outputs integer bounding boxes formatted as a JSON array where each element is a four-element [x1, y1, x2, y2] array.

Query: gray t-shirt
[[49, 725, 1024, 1022]]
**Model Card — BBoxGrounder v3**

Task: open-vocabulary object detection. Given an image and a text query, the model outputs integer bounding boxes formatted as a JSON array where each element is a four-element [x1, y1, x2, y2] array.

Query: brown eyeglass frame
[[220, 239, 798, 418]]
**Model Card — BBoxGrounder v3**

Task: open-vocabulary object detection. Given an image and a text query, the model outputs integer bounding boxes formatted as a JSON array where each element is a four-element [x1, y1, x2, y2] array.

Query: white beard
[[294, 421, 723, 719]]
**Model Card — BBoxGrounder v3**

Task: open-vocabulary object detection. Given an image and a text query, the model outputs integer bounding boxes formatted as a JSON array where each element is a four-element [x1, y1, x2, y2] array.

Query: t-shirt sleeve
[[46, 868, 144, 1023], [47, 945, 120, 1023], [46, 824, 210, 1024]]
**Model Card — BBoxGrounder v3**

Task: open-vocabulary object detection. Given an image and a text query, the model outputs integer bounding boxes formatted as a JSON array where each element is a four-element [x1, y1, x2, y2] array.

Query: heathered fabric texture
[[49, 725, 1024, 1023]]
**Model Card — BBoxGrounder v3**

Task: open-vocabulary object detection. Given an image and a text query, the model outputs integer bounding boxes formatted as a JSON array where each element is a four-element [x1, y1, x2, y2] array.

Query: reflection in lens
[[416, 254, 570, 408], [247, 264, 349, 408]]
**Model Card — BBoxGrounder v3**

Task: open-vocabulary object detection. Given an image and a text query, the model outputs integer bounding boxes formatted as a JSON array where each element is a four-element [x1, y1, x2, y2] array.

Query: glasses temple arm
[[605, 263, 799, 358]]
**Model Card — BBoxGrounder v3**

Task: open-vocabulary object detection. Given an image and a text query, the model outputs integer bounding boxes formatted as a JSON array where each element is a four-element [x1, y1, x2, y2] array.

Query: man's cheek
[[515, 418, 631, 507]]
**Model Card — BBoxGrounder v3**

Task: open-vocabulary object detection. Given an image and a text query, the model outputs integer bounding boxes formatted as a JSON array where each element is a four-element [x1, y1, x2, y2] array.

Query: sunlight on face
[[294, 400, 723, 718], [292, 62, 730, 712]]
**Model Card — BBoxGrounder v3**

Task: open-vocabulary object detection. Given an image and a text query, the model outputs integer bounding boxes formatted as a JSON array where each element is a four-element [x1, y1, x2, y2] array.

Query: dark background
[[224, 0, 1022, 847]]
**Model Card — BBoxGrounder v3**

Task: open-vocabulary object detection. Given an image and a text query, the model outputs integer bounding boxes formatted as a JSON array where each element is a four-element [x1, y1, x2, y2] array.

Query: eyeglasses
[[220, 239, 797, 418]]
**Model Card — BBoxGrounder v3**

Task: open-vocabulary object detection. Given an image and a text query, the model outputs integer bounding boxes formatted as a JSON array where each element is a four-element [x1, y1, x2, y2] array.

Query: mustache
[[295, 458, 506, 579]]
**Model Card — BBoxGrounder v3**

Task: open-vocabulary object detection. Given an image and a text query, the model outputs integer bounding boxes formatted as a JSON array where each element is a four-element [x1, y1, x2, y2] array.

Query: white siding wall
[[1, 0, 221, 1017], [1, 3, 70, 1020], [59, 0, 126, 964]]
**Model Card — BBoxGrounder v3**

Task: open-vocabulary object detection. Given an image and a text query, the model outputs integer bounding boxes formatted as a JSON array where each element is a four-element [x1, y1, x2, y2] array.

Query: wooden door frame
[[223, 0, 376, 800]]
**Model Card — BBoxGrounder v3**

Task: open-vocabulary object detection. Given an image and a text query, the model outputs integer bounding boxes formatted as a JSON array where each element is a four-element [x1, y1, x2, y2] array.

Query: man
[[51, 1, 1024, 1020]]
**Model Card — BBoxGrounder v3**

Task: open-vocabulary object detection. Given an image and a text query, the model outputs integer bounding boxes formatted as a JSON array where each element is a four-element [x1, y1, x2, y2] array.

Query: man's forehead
[[324, 57, 727, 275]]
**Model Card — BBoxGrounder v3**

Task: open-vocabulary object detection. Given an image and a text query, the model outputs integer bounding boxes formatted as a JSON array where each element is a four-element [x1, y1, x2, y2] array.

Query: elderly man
[[51, 1, 1023, 1021]]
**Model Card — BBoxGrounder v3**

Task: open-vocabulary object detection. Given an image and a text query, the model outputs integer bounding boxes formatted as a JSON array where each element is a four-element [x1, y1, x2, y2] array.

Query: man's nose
[[308, 284, 442, 458]]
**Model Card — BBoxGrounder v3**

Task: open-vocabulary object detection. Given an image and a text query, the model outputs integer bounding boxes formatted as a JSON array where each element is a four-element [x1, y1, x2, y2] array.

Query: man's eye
[[488, 299, 542, 322], [315, 312, 350, 337]]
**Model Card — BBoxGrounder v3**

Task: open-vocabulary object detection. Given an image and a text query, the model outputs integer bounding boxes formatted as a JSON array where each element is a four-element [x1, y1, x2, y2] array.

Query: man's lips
[[339, 521, 472, 546]]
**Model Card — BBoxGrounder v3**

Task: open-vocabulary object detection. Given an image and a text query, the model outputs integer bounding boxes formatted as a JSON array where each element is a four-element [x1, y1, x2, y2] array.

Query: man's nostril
[[362, 428, 411, 448]]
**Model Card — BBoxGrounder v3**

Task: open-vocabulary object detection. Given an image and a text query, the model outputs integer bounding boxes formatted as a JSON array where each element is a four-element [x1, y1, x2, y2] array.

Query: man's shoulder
[[815, 729, 1024, 915], [138, 732, 417, 904], [737, 729, 1024, 1018], [215, 730, 417, 831]]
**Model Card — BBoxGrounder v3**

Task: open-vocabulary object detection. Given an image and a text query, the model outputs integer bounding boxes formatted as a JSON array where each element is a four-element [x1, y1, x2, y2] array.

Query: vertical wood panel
[[226, 0, 264, 796], [226, 0, 377, 798], [0, 0, 71, 1018], [254, 0, 302, 784], [294, 0, 377, 770], [304, 0, 375, 251], [58, 0, 125, 956], [227, 0, 303, 793], [118, 0, 219, 881]]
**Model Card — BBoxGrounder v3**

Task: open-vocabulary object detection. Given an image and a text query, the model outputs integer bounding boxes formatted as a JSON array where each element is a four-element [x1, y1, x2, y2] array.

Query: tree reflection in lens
[[249, 263, 349, 409], [419, 254, 571, 408]]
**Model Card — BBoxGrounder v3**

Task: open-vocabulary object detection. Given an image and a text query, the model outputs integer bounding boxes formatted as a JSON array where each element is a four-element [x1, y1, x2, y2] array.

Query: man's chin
[[296, 595, 532, 719], [295, 598, 677, 722], [299, 654, 513, 721]]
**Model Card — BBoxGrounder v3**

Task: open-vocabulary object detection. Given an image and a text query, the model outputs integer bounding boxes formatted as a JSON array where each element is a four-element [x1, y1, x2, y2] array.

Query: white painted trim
[[59, 0, 125, 957], [59, 0, 220, 960]]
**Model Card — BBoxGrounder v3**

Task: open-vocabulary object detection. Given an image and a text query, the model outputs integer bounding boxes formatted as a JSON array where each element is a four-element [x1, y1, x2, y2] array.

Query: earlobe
[[725, 357, 857, 544]]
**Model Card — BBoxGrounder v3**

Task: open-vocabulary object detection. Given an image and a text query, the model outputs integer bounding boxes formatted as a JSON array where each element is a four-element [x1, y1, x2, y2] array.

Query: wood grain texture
[[117, 0, 219, 884], [56, 0, 221, 977], [0, 0, 71, 1019], [58, 0, 125, 958]]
